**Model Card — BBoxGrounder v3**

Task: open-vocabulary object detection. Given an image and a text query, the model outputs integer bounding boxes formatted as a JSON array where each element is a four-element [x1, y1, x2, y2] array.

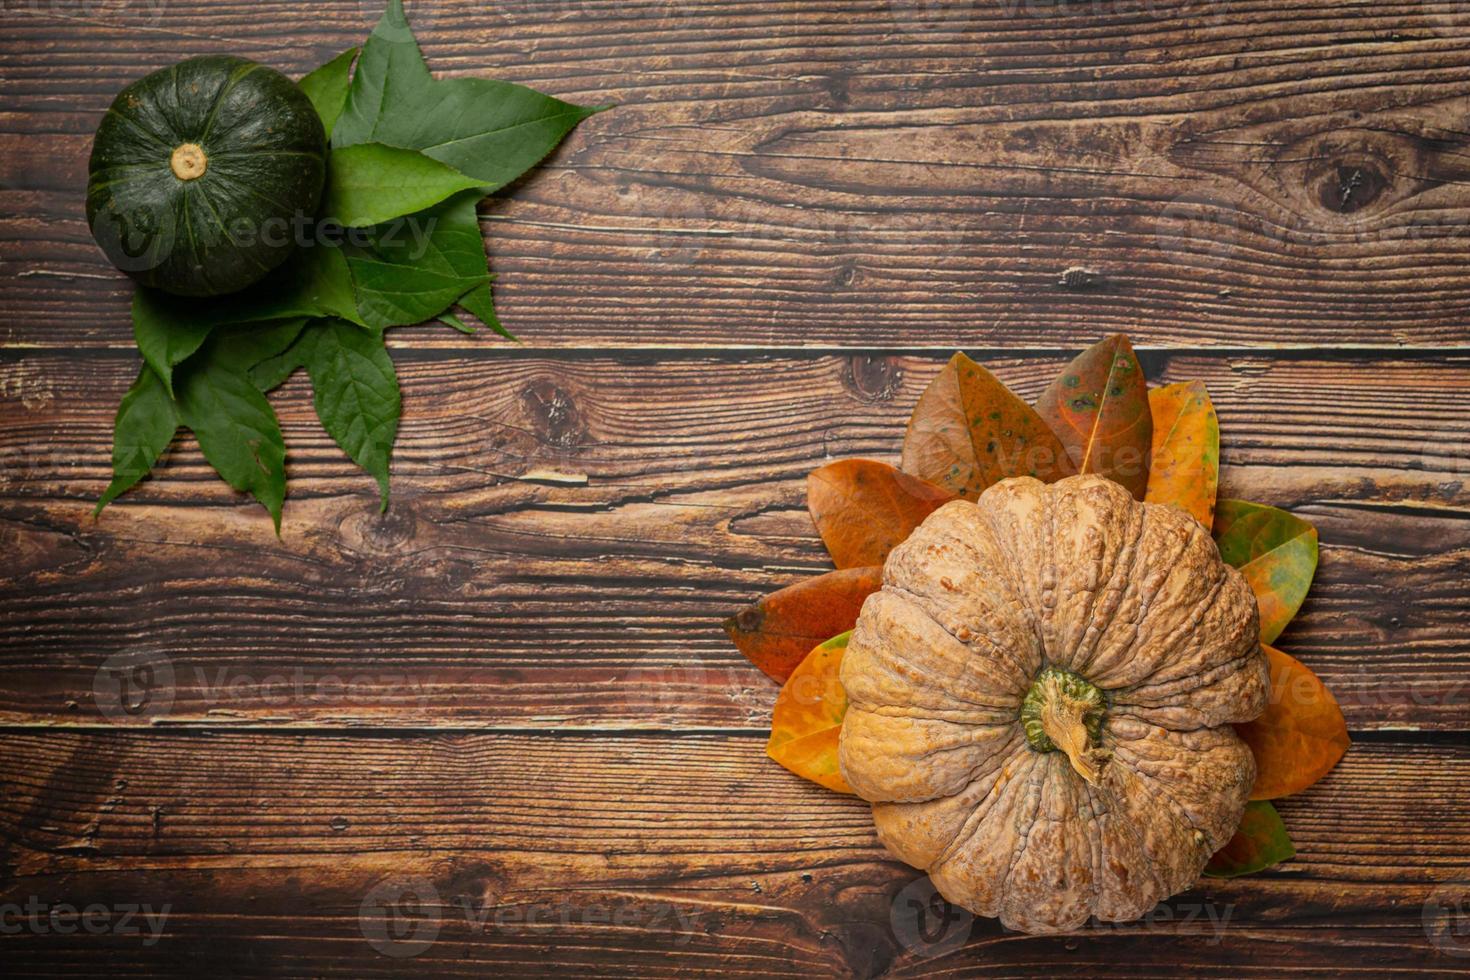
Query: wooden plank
[[1, 352, 1466, 729], [0, 731, 1465, 975], [8, 2, 1470, 348]]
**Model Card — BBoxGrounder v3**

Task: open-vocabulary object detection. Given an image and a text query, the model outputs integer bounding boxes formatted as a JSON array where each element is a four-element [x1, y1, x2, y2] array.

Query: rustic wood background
[[4, 0, 1470, 975]]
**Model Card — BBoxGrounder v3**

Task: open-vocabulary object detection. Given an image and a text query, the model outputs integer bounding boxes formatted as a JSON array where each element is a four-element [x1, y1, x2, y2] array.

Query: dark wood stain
[[2, 1, 1469, 975]]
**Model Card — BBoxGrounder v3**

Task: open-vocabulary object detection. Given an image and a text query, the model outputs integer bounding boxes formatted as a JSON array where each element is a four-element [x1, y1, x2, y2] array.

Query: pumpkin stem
[[170, 143, 208, 181], [1020, 667, 1110, 784]]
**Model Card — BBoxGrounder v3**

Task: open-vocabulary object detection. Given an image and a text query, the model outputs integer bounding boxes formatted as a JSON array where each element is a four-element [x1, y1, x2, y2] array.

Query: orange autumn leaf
[[1237, 644, 1350, 800], [901, 352, 1074, 499], [1035, 334, 1152, 499], [723, 566, 882, 683], [767, 631, 853, 794], [808, 459, 955, 568], [1145, 381, 1220, 527]]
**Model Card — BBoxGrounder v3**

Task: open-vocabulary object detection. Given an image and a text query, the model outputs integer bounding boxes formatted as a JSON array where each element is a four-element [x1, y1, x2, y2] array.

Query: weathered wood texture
[[2, 731, 1468, 976], [1, 352, 1467, 730], [9, 1, 1470, 348], [5, 0, 1470, 976]]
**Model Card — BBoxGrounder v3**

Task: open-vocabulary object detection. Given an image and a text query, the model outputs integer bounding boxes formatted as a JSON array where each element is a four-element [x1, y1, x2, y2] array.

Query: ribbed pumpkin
[[86, 55, 326, 297], [838, 474, 1268, 933]]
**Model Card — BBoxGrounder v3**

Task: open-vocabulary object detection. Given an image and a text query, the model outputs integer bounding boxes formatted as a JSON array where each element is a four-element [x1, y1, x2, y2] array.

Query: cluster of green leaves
[[100, 0, 602, 530]]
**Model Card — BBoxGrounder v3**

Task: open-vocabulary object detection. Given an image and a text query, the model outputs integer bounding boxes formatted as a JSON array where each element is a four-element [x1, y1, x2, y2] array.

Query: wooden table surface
[[4, 1, 1470, 975]]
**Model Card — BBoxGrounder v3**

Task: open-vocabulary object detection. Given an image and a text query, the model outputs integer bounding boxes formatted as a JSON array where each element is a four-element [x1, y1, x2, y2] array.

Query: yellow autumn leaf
[[1145, 381, 1220, 527], [767, 631, 854, 794]]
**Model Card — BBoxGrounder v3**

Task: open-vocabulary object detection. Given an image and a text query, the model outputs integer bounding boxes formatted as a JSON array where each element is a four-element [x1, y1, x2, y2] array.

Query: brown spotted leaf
[[1035, 334, 1152, 499], [767, 631, 854, 794], [723, 566, 882, 683], [901, 352, 1074, 498], [808, 459, 955, 568], [1145, 381, 1220, 527], [1237, 644, 1350, 800]]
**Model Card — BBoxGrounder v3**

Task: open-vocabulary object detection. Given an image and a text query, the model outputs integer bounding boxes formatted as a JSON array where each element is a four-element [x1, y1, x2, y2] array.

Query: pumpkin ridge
[[1133, 550, 1232, 680], [1109, 719, 1251, 851], [1118, 644, 1263, 715], [883, 581, 1033, 701], [918, 502, 1041, 678], [928, 740, 1036, 869], [1059, 478, 1144, 675], [1077, 504, 1169, 683], [970, 481, 1050, 650], [1075, 775, 1110, 923], [846, 590, 1029, 714], [992, 758, 1052, 928], [1084, 775, 1168, 921], [201, 61, 263, 143]]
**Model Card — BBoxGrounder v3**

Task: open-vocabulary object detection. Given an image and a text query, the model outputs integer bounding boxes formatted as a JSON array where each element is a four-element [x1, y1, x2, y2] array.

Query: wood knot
[[339, 504, 418, 556], [1058, 266, 1106, 290], [522, 380, 585, 449], [1317, 162, 1388, 214], [845, 354, 902, 402]]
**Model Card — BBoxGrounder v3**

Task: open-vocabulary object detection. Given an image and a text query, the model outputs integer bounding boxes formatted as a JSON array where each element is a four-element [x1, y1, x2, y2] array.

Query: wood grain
[[5, 1, 1470, 975], [1, 731, 1466, 976], [0, 352, 1466, 730], [9, 1, 1470, 348]]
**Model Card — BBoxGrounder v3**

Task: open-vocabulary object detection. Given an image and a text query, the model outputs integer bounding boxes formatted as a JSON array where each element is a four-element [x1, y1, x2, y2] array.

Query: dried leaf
[[1203, 800, 1295, 878], [1145, 381, 1219, 527], [1237, 644, 1350, 800], [767, 632, 854, 794], [724, 567, 882, 683], [1213, 500, 1319, 644], [808, 460, 955, 568], [1034, 334, 1152, 498], [901, 352, 1074, 498]]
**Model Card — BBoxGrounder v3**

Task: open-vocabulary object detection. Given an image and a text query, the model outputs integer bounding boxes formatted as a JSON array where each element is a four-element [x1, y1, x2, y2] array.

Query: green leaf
[[210, 318, 309, 368], [175, 339, 289, 532], [96, 364, 179, 515], [132, 289, 216, 396], [324, 143, 484, 228], [367, 77, 601, 190], [1213, 499, 1319, 644], [249, 329, 315, 393], [332, 0, 433, 149], [132, 247, 361, 396], [1203, 801, 1296, 878], [345, 191, 491, 330], [333, 0, 599, 190], [437, 312, 474, 335], [303, 319, 401, 508], [456, 280, 516, 342], [226, 242, 364, 326], [299, 48, 358, 139]]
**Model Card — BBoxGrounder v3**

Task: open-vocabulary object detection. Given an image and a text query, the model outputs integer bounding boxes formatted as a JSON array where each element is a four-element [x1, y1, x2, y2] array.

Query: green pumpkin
[[86, 55, 327, 298]]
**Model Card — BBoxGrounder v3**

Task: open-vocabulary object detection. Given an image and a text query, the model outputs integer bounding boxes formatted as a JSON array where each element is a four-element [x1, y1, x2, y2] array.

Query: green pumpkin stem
[[1021, 666, 1110, 784]]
